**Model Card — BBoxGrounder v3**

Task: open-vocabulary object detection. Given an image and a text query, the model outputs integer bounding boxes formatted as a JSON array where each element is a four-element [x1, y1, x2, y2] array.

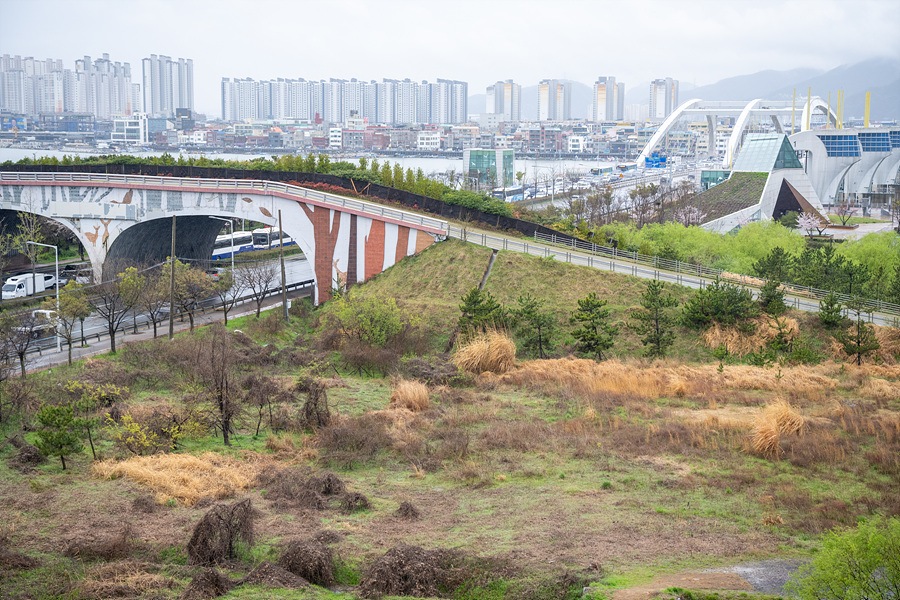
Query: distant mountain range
[[468, 58, 900, 121]]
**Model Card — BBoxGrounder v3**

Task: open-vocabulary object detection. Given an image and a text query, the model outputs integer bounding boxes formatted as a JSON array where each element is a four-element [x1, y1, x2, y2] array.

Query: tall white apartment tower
[[486, 80, 520, 122], [649, 77, 679, 120], [537, 79, 570, 121], [592, 76, 616, 121], [142, 54, 194, 117]]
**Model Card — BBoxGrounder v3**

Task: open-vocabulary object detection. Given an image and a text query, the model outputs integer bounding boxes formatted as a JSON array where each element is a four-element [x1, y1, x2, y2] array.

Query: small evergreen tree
[[681, 277, 759, 330], [629, 280, 678, 359], [510, 293, 557, 358], [458, 288, 506, 333], [818, 291, 843, 329], [834, 297, 881, 366], [570, 293, 617, 361], [758, 279, 786, 315], [34, 403, 84, 470]]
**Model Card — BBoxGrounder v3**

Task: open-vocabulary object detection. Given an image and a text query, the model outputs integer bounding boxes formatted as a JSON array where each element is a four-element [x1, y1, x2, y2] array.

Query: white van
[[2, 274, 47, 300]]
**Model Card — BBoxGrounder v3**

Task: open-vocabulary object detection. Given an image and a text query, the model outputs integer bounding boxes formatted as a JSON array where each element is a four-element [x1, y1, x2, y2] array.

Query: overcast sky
[[2, 0, 898, 115]]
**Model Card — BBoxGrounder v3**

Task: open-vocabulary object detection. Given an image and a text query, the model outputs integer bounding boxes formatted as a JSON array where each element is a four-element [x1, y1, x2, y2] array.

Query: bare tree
[[237, 260, 279, 317], [629, 184, 660, 228], [193, 324, 241, 445], [163, 260, 215, 332], [91, 278, 133, 355], [5, 312, 38, 377], [213, 270, 242, 326], [138, 268, 168, 338], [0, 317, 19, 420], [834, 198, 859, 226]]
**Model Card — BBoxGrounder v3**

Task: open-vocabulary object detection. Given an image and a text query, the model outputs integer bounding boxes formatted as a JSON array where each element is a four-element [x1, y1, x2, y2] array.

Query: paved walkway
[[26, 289, 309, 374]]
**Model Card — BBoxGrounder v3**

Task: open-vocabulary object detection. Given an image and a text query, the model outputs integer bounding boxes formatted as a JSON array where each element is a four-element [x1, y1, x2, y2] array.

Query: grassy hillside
[[1, 238, 899, 600]]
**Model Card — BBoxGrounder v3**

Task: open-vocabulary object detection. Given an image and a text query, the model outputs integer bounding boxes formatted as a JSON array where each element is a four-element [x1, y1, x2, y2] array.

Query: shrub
[[785, 516, 900, 600], [186, 499, 254, 566], [681, 277, 759, 330], [278, 541, 335, 587]]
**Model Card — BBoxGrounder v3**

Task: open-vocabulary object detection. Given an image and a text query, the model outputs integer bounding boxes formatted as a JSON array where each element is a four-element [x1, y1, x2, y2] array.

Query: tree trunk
[[109, 326, 117, 354], [18, 354, 26, 377], [60, 454, 66, 470], [152, 320, 158, 338], [67, 339, 72, 365], [188, 312, 195, 332]]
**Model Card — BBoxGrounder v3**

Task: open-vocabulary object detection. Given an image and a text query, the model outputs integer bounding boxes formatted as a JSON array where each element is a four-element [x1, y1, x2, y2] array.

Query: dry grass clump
[[395, 501, 421, 520], [78, 560, 176, 598], [751, 400, 805, 458], [92, 452, 256, 506], [390, 378, 431, 412], [454, 329, 516, 374], [277, 541, 334, 587], [702, 316, 799, 357], [62, 523, 136, 561], [859, 378, 900, 405]]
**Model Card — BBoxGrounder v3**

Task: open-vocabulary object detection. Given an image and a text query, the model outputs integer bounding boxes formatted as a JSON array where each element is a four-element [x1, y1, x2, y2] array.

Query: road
[[449, 224, 897, 327], [20, 254, 314, 364]]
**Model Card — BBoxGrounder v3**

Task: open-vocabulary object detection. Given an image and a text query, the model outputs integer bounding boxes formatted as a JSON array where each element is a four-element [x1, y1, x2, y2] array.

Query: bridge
[[0, 171, 448, 304]]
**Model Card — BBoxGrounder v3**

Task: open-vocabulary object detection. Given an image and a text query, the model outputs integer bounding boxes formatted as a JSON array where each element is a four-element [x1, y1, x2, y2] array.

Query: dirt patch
[[5, 435, 46, 472], [0, 546, 40, 570], [277, 540, 334, 587], [610, 572, 753, 600], [181, 568, 234, 600], [240, 560, 309, 589]]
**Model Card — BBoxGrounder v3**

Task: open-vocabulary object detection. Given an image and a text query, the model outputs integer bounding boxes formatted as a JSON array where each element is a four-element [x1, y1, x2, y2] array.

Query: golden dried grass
[[91, 452, 257, 506], [79, 561, 175, 598], [751, 400, 805, 458], [454, 329, 516, 374], [389, 379, 431, 412], [702, 316, 799, 357], [265, 434, 319, 461], [859, 378, 900, 403]]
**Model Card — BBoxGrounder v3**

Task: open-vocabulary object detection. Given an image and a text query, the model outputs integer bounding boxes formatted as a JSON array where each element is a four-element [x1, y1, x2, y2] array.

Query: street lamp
[[26, 241, 60, 353], [209, 216, 234, 273]]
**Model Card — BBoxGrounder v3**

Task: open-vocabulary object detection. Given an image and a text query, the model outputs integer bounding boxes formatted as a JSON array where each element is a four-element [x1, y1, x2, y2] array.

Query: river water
[[0, 147, 618, 183]]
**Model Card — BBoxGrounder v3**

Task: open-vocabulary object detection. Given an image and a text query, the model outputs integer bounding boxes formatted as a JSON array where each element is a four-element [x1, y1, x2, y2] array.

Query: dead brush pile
[[390, 378, 431, 412], [186, 499, 254, 566], [78, 560, 176, 598], [92, 452, 256, 506], [181, 568, 234, 600], [62, 523, 137, 561], [240, 561, 309, 589], [454, 329, 516, 374], [751, 400, 805, 458], [702, 316, 799, 357], [255, 466, 347, 511], [277, 541, 334, 586], [358, 544, 467, 599]]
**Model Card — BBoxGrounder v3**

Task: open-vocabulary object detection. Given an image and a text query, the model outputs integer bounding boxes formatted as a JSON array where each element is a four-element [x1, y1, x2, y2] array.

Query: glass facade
[[817, 134, 861, 158], [464, 149, 515, 187], [732, 134, 802, 172], [857, 132, 891, 152], [891, 131, 900, 150]]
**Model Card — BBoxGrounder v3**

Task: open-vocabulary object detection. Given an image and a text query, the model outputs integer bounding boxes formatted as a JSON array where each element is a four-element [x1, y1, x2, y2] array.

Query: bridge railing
[[0, 171, 448, 233]]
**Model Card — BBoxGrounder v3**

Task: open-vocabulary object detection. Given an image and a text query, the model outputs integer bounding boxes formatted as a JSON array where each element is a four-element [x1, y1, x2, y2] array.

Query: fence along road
[[447, 225, 898, 327]]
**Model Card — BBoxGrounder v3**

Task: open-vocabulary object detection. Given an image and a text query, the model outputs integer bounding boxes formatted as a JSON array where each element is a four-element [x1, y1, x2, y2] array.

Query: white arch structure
[[637, 97, 838, 169]]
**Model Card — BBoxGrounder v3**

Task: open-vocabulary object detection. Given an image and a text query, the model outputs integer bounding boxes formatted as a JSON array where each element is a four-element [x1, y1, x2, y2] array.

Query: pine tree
[[759, 278, 786, 315], [834, 297, 881, 366], [34, 403, 84, 470], [818, 291, 843, 329], [629, 280, 678, 359], [458, 288, 506, 333], [511, 293, 557, 358], [570, 293, 617, 361]]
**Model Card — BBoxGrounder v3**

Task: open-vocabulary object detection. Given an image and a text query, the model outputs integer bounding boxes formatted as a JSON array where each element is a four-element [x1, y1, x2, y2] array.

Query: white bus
[[252, 227, 295, 251], [211, 231, 254, 260]]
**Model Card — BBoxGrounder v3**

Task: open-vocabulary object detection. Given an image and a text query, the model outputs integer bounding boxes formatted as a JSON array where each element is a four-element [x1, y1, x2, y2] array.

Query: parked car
[[42, 274, 57, 289]]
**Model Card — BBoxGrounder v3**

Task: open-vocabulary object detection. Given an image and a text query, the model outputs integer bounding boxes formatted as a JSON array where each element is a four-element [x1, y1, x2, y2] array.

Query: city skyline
[[1, 0, 896, 116]]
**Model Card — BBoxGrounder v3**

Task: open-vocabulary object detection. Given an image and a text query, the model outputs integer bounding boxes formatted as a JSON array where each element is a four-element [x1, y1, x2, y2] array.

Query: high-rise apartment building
[[649, 77, 679, 120], [486, 80, 521, 122], [537, 79, 570, 121], [142, 54, 193, 118], [220, 76, 467, 126], [1, 53, 135, 119], [592, 76, 624, 121]]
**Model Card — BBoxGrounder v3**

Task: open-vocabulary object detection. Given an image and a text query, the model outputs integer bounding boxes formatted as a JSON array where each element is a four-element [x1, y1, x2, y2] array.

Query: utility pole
[[279, 210, 289, 323], [168, 215, 176, 340]]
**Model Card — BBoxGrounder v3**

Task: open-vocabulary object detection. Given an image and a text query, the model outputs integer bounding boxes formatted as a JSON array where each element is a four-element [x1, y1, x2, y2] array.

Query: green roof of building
[[677, 172, 768, 224]]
